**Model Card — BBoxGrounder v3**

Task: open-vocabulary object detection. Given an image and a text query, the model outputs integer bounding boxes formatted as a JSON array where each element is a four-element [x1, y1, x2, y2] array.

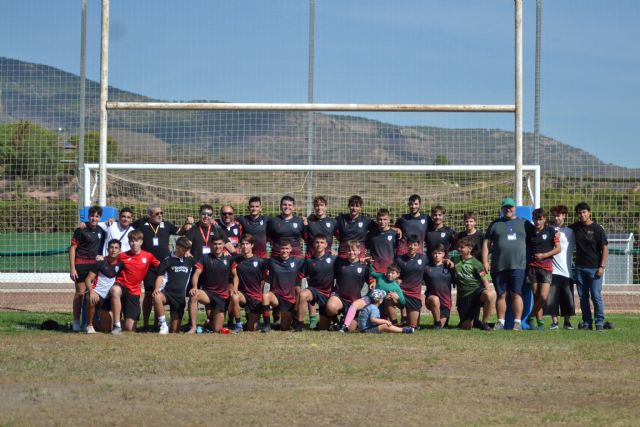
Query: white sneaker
[[159, 324, 169, 335], [86, 325, 96, 334]]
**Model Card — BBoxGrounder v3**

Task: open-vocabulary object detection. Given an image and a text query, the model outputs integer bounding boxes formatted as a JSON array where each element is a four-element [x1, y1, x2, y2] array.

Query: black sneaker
[[563, 322, 574, 330], [481, 322, 493, 331], [434, 323, 442, 331], [260, 325, 271, 333], [578, 321, 592, 330], [338, 325, 349, 333], [596, 324, 604, 332], [293, 324, 304, 332]]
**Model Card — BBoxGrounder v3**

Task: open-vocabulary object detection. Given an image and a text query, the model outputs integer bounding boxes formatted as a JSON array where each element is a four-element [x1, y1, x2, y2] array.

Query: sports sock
[[114, 321, 121, 328], [498, 319, 505, 325], [309, 313, 319, 327], [158, 315, 166, 325], [262, 305, 271, 327], [514, 319, 522, 324]]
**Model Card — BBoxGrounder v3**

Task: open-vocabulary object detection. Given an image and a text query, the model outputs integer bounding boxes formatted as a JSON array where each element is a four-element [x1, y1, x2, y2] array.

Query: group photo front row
[[69, 194, 610, 335]]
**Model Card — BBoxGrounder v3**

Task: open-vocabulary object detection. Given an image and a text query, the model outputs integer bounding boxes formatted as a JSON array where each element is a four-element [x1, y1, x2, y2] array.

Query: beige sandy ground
[[1, 325, 639, 426]]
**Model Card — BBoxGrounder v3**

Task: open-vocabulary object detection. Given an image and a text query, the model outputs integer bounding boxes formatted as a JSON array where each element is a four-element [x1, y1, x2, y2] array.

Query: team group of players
[[69, 194, 609, 335]]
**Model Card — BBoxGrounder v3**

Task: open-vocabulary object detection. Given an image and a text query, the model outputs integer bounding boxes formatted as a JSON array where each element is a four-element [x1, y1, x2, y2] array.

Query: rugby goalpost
[[94, 0, 528, 209]]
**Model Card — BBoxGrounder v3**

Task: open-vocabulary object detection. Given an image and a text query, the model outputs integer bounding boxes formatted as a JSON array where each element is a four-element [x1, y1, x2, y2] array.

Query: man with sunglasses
[[132, 204, 193, 331], [184, 204, 235, 261], [216, 205, 243, 253]]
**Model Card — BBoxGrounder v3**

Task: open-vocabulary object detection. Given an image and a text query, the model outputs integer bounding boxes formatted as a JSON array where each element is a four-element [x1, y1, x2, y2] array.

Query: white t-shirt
[[552, 226, 574, 278], [99, 222, 132, 255]]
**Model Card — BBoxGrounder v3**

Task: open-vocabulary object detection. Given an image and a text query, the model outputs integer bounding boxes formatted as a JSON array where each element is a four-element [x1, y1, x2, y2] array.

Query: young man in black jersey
[[153, 237, 195, 335], [230, 234, 267, 332], [69, 205, 104, 332], [236, 197, 270, 259]]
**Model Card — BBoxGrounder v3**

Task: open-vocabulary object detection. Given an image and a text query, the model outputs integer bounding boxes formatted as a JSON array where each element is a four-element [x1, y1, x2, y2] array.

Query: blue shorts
[[493, 269, 526, 296]]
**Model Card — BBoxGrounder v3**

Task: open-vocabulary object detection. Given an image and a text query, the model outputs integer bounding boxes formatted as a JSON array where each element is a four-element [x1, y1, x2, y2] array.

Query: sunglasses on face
[[152, 212, 163, 216], [200, 212, 213, 217], [222, 212, 234, 216]]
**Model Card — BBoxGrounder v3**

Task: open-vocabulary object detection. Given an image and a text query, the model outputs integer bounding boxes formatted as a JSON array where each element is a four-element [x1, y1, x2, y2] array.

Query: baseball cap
[[501, 197, 516, 208]]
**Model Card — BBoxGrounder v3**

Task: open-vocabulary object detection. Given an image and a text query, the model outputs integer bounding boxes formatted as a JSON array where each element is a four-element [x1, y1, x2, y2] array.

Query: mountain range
[[1, 56, 637, 178]]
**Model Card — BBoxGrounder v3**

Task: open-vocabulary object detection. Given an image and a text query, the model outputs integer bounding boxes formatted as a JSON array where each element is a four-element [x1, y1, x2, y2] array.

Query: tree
[[68, 130, 118, 163], [0, 121, 65, 177]]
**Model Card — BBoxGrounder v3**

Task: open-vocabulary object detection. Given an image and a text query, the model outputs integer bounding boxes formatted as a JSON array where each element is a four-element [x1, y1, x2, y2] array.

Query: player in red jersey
[[110, 230, 160, 334]]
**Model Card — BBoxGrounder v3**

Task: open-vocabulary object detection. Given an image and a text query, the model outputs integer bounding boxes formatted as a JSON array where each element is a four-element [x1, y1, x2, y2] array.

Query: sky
[[1, 0, 638, 168]]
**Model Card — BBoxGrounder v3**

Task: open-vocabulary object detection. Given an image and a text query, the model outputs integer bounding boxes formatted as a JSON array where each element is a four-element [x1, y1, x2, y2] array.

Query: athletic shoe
[[159, 324, 169, 335], [111, 326, 122, 335], [196, 326, 204, 334], [550, 322, 560, 330], [513, 322, 522, 331], [293, 324, 304, 332], [402, 327, 414, 334], [481, 322, 493, 331], [233, 323, 244, 333], [493, 322, 505, 331], [596, 324, 604, 332], [563, 322, 574, 330], [260, 325, 271, 333], [433, 323, 442, 331], [338, 325, 349, 333], [72, 321, 82, 332], [579, 321, 592, 330], [86, 325, 96, 334], [537, 323, 545, 331]]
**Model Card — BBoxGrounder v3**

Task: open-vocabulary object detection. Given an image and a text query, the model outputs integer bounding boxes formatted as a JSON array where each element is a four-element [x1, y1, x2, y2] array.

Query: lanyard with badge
[[199, 224, 211, 254], [149, 222, 160, 246]]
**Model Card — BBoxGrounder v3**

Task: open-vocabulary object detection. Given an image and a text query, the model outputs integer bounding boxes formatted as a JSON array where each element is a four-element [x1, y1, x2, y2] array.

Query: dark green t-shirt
[[485, 216, 532, 272], [452, 255, 490, 298]]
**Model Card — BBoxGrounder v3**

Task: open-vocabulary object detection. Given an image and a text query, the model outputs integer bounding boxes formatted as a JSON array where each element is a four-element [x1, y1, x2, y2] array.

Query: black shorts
[[403, 294, 422, 312], [440, 307, 451, 319], [275, 294, 295, 313], [95, 294, 112, 312], [545, 274, 576, 317], [143, 269, 158, 292], [241, 295, 262, 315], [75, 263, 94, 283], [119, 285, 141, 321], [335, 295, 352, 315], [457, 287, 484, 323], [528, 266, 553, 285], [202, 290, 229, 313], [163, 291, 186, 319], [308, 287, 330, 309]]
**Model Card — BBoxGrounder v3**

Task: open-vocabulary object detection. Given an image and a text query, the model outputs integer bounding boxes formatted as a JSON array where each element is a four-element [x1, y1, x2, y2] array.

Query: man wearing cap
[[482, 197, 534, 330]]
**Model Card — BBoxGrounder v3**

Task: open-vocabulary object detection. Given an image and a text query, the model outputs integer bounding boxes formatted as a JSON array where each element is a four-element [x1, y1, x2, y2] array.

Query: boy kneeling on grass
[[357, 289, 414, 334], [452, 237, 496, 331]]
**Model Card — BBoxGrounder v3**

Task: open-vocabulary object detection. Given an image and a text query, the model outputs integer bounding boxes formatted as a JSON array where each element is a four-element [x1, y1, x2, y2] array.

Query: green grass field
[[1, 312, 639, 426], [0, 232, 69, 272]]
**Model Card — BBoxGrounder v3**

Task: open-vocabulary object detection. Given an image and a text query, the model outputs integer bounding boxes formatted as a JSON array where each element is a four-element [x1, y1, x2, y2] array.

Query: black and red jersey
[[71, 223, 104, 262], [394, 253, 427, 300], [367, 228, 398, 273], [335, 214, 373, 258], [334, 258, 370, 305], [236, 215, 269, 258], [303, 253, 337, 298], [266, 215, 305, 258], [395, 213, 430, 255], [304, 215, 338, 257], [425, 226, 457, 255], [232, 255, 266, 302], [263, 257, 305, 304], [196, 253, 233, 298], [184, 222, 230, 261]]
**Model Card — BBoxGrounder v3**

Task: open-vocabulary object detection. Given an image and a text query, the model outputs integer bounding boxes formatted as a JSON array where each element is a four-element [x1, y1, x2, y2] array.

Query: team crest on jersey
[[115, 266, 120, 273], [142, 258, 147, 264], [387, 235, 393, 241], [421, 219, 426, 224], [326, 222, 331, 228], [358, 222, 363, 228], [259, 220, 264, 225], [357, 267, 363, 274], [253, 261, 258, 268], [290, 262, 295, 268], [223, 259, 227, 265], [97, 232, 102, 238], [326, 258, 331, 264], [233, 229, 238, 235], [417, 259, 423, 265], [542, 234, 548, 240], [440, 232, 446, 238]]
